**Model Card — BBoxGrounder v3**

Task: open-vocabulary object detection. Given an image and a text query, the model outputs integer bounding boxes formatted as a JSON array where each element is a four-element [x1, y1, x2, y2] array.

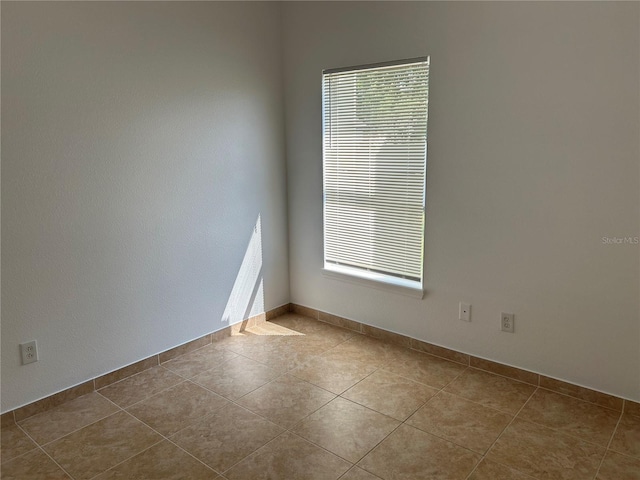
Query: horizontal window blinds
[[323, 59, 429, 283]]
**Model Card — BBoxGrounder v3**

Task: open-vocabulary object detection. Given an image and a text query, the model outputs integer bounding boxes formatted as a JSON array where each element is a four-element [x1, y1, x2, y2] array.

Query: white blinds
[[323, 59, 429, 284]]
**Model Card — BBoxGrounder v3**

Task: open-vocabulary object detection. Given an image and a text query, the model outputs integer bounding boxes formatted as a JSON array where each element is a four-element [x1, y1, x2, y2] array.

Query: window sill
[[322, 264, 425, 299]]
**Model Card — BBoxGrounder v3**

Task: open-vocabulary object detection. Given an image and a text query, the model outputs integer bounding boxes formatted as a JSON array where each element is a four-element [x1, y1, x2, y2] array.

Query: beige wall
[[1, 1, 289, 411], [282, 1, 640, 400]]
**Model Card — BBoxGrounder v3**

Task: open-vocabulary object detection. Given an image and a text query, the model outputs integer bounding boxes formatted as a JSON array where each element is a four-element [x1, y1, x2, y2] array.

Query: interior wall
[[1, 1, 289, 412], [282, 1, 640, 400]]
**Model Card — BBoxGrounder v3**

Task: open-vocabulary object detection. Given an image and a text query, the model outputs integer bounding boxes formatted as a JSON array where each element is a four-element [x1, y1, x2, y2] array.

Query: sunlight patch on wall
[[221, 215, 264, 326]]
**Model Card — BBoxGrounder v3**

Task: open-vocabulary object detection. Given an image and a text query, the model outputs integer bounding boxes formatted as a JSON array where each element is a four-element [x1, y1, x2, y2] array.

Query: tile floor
[[1, 313, 639, 480]]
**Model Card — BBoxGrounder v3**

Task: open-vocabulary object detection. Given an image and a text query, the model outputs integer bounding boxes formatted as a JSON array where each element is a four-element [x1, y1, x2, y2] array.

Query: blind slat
[[323, 59, 429, 283]]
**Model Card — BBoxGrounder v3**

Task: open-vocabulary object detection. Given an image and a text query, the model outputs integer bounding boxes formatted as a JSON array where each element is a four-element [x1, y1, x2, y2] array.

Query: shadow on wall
[[221, 214, 264, 329]]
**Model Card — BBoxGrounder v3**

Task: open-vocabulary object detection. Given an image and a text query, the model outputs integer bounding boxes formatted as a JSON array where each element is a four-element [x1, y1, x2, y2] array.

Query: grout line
[[85, 437, 167, 480], [217, 429, 293, 475], [426, 383, 522, 417], [1, 430, 71, 479], [467, 365, 538, 387], [593, 408, 625, 479], [468, 365, 538, 388], [38, 444, 78, 480], [94, 391, 126, 411], [12, 420, 83, 480], [165, 438, 222, 475], [338, 465, 384, 480], [534, 385, 623, 413], [508, 407, 622, 451], [19, 397, 124, 448], [163, 435, 223, 476], [35, 410, 124, 451], [90, 406, 224, 480], [119, 378, 192, 410], [408, 346, 469, 366], [463, 385, 539, 480], [96, 364, 171, 393], [96, 373, 184, 409]]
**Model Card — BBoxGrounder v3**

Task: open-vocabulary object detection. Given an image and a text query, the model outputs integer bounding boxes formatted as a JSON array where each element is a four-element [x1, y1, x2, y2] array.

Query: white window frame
[[321, 57, 429, 299]]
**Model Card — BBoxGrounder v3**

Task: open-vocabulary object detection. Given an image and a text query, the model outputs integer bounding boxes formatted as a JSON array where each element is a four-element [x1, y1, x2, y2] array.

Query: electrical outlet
[[20, 340, 38, 365], [501, 313, 515, 333], [459, 302, 471, 322]]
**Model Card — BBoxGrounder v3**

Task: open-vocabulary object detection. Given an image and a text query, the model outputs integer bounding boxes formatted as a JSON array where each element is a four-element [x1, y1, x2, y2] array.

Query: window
[[322, 58, 429, 295]]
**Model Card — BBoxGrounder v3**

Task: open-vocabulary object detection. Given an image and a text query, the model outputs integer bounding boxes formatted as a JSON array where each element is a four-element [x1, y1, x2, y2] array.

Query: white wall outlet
[[20, 340, 39, 365], [501, 313, 515, 333], [459, 302, 471, 322]]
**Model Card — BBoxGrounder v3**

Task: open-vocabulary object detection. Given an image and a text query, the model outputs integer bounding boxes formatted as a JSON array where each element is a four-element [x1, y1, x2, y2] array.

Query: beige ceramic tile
[[410, 339, 470, 365], [342, 369, 438, 421], [1, 424, 37, 462], [381, 349, 467, 389], [328, 335, 408, 368], [43, 411, 161, 480], [539, 376, 623, 411], [518, 389, 620, 446], [277, 334, 344, 358], [162, 344, 238, 379], [0, 448, 71, 479], [265, 304, 291, 321], [340, 466, 383, 480], [225, 432, 350, 480], [358, 424, 480, 480], [625, 400, 640, 418], [246, 342, 325, 372], [171, 403, 284, 473], [407, 392, 512, 454], [236, 374, 335, 428], [220, 336, 283, 359], [191, 355, 280, 400], [487, 418, 605, 480], [596, 450, 640, 480], [158, 335, 211, 363], [215, 325, 290, 351], [469, 459, 537, 480], [240, 314, 267, 328], [443, 369, 536, 414], [290, 304, 320, 319], [1, 412, 15, 427], [93, 440, 218, 479], [18, 392, 119, 445], [319, 311, 362, 333], [94, 356, 159, 390], [127, 381, 229, 436], [292, 397, 399, 463], [609, 413, 640, 459], [469, 358, 538, 386], [14, 380, 95, 422], [241, 320, 305, 338], [361, 324, 412, 348], [98, 366, 183, 408], [267, 313, 318, 332], [269, 314, 353, 343], [211, 326, 232, 343], [289, 352, 377, 394]]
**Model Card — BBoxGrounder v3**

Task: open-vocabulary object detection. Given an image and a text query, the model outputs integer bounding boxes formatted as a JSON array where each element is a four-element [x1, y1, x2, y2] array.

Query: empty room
[[1, 1, 639, 479]]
